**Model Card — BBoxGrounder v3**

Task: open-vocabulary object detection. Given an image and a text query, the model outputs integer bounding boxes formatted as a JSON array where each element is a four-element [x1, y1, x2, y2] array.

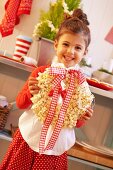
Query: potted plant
[[32, 0, 82, 66], [33, 0, 81, 41]]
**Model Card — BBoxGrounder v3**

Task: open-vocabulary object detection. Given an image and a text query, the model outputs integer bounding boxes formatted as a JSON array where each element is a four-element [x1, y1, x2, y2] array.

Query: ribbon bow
[[48, 87, 67, 100], [48, 67, 67, 99], [39, 67, 85, 154]]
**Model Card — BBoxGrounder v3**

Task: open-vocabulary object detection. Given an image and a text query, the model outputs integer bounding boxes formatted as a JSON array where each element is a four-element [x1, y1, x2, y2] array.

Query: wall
[[82, 0, 113, 69], [0, 0, 113, 69]]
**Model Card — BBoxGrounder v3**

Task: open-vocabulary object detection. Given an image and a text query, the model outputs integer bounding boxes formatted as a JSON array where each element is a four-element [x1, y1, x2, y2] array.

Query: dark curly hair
[[55, 9, 91, 48]]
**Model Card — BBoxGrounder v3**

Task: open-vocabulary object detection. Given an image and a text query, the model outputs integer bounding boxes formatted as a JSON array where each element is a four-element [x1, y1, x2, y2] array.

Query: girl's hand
[[80, 98, 95, 121], [80, 107, 93, 121], [28, 76, 39, 95]]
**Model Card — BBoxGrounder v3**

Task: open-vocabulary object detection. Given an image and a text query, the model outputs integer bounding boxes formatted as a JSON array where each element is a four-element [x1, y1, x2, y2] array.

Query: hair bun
[[72, 8, 89, 25]]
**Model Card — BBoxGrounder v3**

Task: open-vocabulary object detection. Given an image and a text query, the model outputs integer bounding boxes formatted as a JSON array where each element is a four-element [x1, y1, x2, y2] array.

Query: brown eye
[[63, 43, 69, 47], [75, 46, 82, 50]]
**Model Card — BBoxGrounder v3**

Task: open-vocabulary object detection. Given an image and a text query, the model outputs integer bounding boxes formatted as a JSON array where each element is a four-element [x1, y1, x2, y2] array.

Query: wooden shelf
[[68, 144, 113, 170], [0, 55, 35, 72]]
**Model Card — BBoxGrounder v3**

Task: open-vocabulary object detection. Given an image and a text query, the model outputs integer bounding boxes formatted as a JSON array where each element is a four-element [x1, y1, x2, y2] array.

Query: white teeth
[[64, 56, 73, 61]]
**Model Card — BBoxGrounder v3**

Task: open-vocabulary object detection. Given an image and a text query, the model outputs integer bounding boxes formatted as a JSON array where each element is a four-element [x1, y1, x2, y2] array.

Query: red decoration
[[39, 67, 86, 154], [105, 26, 113, 45], [13, 35, 32, 60], [86, 78, 113, 91], [0, 0, 33, 37]]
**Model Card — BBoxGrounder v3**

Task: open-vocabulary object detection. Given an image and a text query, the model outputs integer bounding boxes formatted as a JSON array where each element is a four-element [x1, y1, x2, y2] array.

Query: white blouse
[[19, 62, 81, 155], [19, 110, 75, 155]]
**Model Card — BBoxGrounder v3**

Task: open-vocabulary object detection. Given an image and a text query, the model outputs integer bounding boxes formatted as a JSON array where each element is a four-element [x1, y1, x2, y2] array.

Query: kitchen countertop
[[67, 144, 113, 169]]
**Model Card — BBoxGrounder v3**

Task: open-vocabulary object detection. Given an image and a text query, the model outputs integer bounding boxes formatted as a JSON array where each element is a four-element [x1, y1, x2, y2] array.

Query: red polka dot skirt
[[0, 129, 67, 170]]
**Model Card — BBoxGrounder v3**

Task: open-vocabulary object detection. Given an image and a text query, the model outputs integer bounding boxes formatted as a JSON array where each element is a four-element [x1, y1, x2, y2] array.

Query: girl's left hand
[[81, 107, 93, 121]]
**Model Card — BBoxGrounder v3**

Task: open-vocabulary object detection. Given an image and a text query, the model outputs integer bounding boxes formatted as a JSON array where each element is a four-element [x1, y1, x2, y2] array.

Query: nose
[[67, 47, 75, 55]]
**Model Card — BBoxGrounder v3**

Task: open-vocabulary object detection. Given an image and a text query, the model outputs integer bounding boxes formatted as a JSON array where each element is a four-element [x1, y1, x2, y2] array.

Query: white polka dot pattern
[[0, 129, 67, 170], [0, 0, 32, 37]]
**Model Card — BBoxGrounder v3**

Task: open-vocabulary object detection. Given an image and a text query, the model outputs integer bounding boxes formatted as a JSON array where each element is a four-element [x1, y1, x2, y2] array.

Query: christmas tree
[[33, 0, 82, 41]]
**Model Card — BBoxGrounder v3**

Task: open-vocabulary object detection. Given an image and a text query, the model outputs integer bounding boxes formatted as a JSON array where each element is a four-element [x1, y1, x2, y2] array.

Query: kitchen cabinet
[[0, 55, 113, 169]]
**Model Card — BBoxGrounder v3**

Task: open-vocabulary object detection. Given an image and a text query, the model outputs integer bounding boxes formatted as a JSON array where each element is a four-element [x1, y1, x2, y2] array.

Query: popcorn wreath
[[31, 65, 94, 129]]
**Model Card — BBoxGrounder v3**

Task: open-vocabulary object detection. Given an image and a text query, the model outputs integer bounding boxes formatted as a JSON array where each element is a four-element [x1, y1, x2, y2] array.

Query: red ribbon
[[39, 67, 86, 154], [48, 87, 67, 100]]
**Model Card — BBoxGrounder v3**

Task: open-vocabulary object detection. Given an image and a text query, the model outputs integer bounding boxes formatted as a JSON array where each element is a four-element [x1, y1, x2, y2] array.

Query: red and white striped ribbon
[[49, 67, 66, 87], [39, 67, 80, 154], [77, 71, 86, 84], [45, 72, 75, 151], [39, 67, 66, 154], [39, 86, 59, 154]]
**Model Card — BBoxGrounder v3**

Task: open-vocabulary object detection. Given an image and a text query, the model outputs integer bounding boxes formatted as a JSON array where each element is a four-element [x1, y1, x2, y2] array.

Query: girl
[[0, 9, 94, 170]]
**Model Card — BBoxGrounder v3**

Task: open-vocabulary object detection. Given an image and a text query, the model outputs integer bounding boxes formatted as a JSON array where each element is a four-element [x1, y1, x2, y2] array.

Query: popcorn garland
[[31, 66, 94, 128], [31, 65, 94, 153]]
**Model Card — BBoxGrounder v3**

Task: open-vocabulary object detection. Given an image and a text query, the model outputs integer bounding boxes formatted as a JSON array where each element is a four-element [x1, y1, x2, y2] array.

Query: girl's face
[[54, 33, 87, 68]]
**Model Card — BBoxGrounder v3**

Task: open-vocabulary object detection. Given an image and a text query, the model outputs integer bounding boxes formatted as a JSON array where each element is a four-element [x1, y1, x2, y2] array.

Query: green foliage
[[79, 58, 92, 67], [49, 1, 64, 28], [98, 68, 113, 75], [65, 0, 81, 11], [40, 1, 64, 28], [33, 0, 81, 40], [36, 21, 56, 40]]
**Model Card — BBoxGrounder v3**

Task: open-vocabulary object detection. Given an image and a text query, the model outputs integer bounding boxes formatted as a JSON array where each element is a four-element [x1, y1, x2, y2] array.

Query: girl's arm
[[16, 65, 48, 109]]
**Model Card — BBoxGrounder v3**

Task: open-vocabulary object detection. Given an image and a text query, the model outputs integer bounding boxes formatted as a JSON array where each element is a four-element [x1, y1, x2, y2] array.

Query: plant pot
[[37, 37, 55, 66]]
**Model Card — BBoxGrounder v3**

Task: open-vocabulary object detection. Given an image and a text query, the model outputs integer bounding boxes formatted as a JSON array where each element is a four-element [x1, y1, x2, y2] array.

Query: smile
[[64, 56, 74, 61]]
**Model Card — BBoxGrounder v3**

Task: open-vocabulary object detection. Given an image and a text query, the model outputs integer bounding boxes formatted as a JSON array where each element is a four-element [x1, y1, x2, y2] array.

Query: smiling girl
[[0, 9, 94, 170]]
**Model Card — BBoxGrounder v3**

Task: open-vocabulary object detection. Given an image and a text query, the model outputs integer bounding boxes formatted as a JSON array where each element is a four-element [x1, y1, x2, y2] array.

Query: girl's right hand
[[28, 76, 39, 95]]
